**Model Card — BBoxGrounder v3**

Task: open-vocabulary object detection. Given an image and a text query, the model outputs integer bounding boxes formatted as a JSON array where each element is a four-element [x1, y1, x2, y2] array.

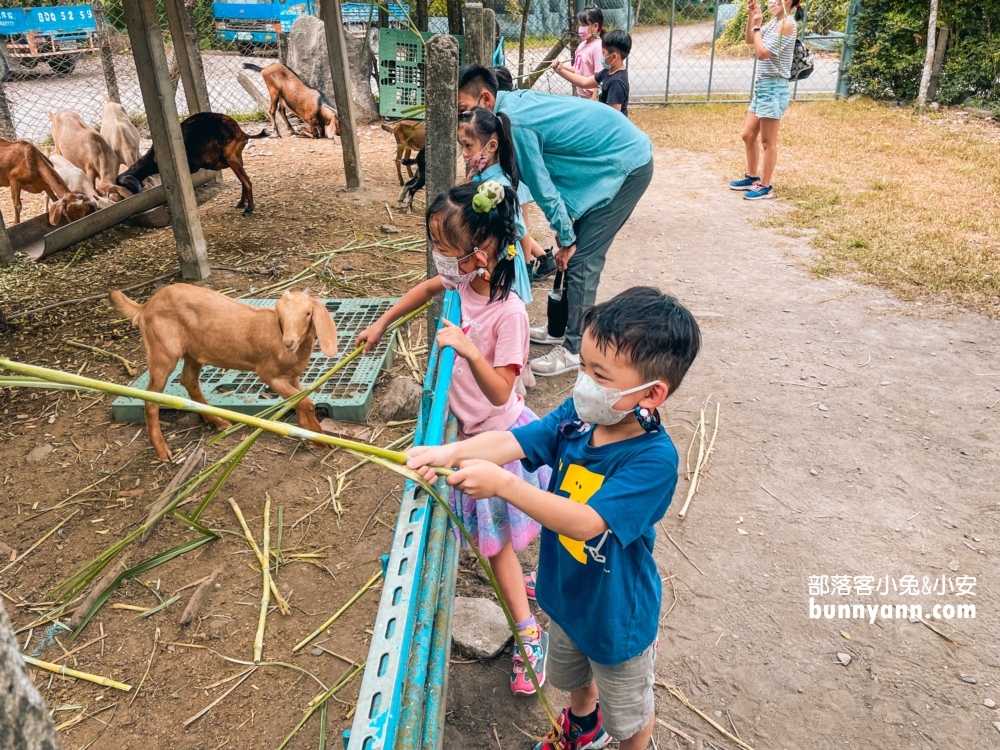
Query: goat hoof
[[154, 448, 174, 462], [242, 207, 254, 216], [307, 439, 330, 452]]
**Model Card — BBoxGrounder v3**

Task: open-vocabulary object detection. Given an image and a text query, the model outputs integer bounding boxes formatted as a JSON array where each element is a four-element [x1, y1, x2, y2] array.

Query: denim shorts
[[546, 620, 657, 740], [749, 76, 790, 120]]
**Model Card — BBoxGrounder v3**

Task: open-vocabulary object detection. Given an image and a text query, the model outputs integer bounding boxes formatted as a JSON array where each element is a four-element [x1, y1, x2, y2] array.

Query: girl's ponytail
[[493, 111, 520, 192], [487, 187, 521, 302], [790, 0, 804, 21]]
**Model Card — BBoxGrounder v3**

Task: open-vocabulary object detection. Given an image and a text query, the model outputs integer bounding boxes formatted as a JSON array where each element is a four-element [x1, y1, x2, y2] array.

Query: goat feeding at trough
[[117, 113, 268, 216], [100, 96, 141, 168], [46, 150, 115, 210], [0, 139, 97, 225], [243, 62, 340, 139], [109, 284, 340, 463], [382, 119, 425, 185], [47, 109, 132, 203]]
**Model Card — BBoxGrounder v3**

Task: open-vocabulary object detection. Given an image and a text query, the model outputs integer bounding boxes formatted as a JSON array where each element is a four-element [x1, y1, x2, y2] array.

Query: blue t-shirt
[[512, 398, 678, 665]]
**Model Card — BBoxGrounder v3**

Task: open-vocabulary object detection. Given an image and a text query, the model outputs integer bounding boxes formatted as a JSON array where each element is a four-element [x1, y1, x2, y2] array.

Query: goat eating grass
[[110, 284, 339, 462], [117, 113, 267, 216]]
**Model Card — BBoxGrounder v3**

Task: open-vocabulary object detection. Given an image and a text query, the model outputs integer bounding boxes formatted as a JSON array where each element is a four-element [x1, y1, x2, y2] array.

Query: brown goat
[[47, 109, 132, 202], [117, 113, 268, 216], [110, 284, 339, 462], [0, 138, 97, 225], [381, 119, 425, 185], [243, 62, 340, 139]]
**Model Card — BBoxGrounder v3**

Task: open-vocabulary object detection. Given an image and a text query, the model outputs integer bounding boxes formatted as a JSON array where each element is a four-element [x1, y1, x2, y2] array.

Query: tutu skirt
[[450, 407, 550, 558]]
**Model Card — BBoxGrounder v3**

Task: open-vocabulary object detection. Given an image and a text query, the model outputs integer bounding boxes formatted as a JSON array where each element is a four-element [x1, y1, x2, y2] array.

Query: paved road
[[3, 23, 841, 143]]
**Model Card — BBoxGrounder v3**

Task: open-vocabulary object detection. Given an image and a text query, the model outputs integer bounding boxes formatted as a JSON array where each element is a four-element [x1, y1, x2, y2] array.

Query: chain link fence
[[494, 0, 851, 103], [0, 0, 280, 145]]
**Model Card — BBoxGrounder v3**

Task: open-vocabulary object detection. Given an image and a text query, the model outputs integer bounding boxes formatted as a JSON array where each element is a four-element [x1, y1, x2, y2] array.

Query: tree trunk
[[0, 600, 64, 750], [917, 0, 939, 113]]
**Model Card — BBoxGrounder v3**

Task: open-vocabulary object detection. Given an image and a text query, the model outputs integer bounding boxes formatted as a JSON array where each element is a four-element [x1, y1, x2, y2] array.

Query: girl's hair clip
[[506, 244, 517, 259], [472, 180, 505, 213]]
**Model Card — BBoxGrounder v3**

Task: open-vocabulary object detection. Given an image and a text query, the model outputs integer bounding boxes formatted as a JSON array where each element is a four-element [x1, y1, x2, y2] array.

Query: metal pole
[[0, 210, 14, 267], [706, 1, 720, 101], [836, 0, 860, 99], [664, 0, 675, 102], [92, 0, 120, 104]]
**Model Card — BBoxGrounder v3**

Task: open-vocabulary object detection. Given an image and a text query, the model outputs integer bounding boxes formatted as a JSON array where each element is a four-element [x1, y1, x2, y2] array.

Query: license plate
[[235, 32, 253, 41], [57, 40, 78, 50]]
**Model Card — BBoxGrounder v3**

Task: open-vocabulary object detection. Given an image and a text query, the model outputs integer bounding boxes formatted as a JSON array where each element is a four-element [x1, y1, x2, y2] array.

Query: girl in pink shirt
[[574, 6, 605, 99], [356, 180, 551, 697]]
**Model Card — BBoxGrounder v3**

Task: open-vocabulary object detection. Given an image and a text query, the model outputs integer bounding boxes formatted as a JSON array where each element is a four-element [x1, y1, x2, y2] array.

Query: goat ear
[[311, 298, 339, 357], [48, 199, 64, 227]]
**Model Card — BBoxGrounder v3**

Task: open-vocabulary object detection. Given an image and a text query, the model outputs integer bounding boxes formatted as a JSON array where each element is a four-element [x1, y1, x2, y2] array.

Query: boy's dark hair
[[426, 182, 521, 303], [492, 66, 515, 91], [458, 107, 520, 190], [582, 287, 700, 392], [577, 5, 605, 33], [459, 65, 498, 99], [603, 29, 632, 60]]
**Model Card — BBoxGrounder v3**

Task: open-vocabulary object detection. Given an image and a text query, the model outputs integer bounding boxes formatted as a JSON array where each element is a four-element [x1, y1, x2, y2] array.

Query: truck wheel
[[49, 55, 76, 77]]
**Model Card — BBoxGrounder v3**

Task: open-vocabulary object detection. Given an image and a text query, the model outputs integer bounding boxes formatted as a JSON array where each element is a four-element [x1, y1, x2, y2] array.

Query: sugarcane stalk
[[292, 570, 382, 652], [229, 499, 290, 616], [254, 495, 271, 662], [22, 654, 131, 692]]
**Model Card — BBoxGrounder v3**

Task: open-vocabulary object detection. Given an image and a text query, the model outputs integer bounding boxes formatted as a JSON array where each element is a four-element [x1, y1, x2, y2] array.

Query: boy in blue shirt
[[408, 287, 700, 750]]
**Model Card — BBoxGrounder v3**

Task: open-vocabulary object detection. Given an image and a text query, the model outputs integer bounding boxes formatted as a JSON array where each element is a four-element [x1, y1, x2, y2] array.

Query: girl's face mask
[[433, 248, 481, 285], [578, 25, 593, 40], [767, 0, 784, 17], [461, 140, 496, 174]]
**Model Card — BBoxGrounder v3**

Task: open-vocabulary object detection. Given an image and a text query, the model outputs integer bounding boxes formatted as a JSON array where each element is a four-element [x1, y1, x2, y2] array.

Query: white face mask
[[572, 372, 660, 426], [433, 249, 477, 285]]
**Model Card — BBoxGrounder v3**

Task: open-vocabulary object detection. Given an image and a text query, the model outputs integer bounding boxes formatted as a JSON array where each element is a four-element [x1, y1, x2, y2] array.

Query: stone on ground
[[451, 596, 511, 659]]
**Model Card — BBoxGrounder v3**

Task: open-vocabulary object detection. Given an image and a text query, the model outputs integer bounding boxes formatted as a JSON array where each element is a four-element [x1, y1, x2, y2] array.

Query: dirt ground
[[1, 115, 998, 750], [444, 147, 999, 749], [0, 127, 436, 750]]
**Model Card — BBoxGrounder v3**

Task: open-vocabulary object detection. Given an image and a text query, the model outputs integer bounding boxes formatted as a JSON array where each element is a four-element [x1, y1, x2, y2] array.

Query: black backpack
[[789, 38, 814, 81]]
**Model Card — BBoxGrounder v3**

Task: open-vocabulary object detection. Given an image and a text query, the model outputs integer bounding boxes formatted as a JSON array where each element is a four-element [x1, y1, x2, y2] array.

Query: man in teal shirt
[[457, 65, 654, 377]]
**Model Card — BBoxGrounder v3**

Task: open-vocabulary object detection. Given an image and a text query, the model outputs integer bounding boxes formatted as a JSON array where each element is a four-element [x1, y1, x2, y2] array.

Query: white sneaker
[[531, 346, 580, 377], [530, 326, 564, 346]]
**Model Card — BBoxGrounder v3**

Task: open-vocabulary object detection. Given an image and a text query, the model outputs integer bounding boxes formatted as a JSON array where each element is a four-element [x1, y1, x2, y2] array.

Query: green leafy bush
[[849, 0, 1000, 103]]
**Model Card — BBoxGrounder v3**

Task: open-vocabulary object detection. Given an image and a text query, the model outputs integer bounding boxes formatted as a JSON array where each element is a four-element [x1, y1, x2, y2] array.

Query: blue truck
[[0, 5, 97, 79], [213, 1, 412, 53]]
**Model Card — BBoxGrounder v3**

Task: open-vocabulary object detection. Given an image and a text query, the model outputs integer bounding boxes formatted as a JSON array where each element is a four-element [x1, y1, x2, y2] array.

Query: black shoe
[[530, 249, 558, 283]]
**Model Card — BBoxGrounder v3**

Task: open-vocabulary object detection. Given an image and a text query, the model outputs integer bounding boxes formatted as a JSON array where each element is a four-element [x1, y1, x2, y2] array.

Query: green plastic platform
[[378, 28, 466, 118], [111, 298, 399, 425]]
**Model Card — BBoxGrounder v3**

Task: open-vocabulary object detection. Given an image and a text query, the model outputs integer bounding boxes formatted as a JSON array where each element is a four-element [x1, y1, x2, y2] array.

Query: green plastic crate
[[111, 298, 400, 425], [378, 28, 466, 118]]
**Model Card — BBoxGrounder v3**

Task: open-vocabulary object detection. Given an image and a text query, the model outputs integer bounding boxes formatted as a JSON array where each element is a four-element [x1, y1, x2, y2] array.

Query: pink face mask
[[577, 25, 590, 40], [461, 141, 496, 174]]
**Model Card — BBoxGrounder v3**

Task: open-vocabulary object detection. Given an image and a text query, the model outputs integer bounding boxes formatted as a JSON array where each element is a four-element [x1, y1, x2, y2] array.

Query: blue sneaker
[[744, 184, 775, 200], [730, 173, 760, 190]]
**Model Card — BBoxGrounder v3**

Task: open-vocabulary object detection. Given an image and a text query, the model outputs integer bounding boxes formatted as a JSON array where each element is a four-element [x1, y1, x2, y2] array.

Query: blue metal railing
[[347, 291, 462, 750]]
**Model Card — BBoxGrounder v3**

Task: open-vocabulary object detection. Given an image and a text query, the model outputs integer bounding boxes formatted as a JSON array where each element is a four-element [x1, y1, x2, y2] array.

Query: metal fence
[[497, 0, 853, 103], [0, 0, 279, 144]]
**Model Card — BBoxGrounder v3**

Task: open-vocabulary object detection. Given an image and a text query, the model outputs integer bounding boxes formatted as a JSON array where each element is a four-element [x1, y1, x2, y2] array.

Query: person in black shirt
[[551, 29, 632, 117]]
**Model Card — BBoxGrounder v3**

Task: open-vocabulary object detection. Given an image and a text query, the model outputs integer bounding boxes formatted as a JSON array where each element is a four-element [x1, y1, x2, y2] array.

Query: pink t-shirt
[[440, 279, 530, 437], [575, 37, 603, 98]]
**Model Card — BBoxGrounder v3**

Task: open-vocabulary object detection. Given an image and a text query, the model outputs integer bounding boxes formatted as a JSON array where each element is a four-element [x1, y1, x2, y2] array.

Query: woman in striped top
[[730, 0, 802, 200]]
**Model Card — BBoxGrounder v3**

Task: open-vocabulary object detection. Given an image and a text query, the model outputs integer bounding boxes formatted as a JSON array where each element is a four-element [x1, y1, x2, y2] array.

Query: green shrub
[[849, 0, 1000, 103]]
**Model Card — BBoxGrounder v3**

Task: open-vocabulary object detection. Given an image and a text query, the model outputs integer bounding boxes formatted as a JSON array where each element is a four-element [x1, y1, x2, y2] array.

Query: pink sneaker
[[510, 627, 547, 696], [524, 569, 537, 600]]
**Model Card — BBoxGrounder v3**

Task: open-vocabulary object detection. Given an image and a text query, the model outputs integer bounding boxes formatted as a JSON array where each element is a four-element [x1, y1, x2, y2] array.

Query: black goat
[[397, 148, 425, 214], [117, 113, 268, 216]]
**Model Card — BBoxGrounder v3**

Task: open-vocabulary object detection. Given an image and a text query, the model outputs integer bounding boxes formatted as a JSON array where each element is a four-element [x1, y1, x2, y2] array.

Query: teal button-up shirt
[[496, 89, 653, 247]]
